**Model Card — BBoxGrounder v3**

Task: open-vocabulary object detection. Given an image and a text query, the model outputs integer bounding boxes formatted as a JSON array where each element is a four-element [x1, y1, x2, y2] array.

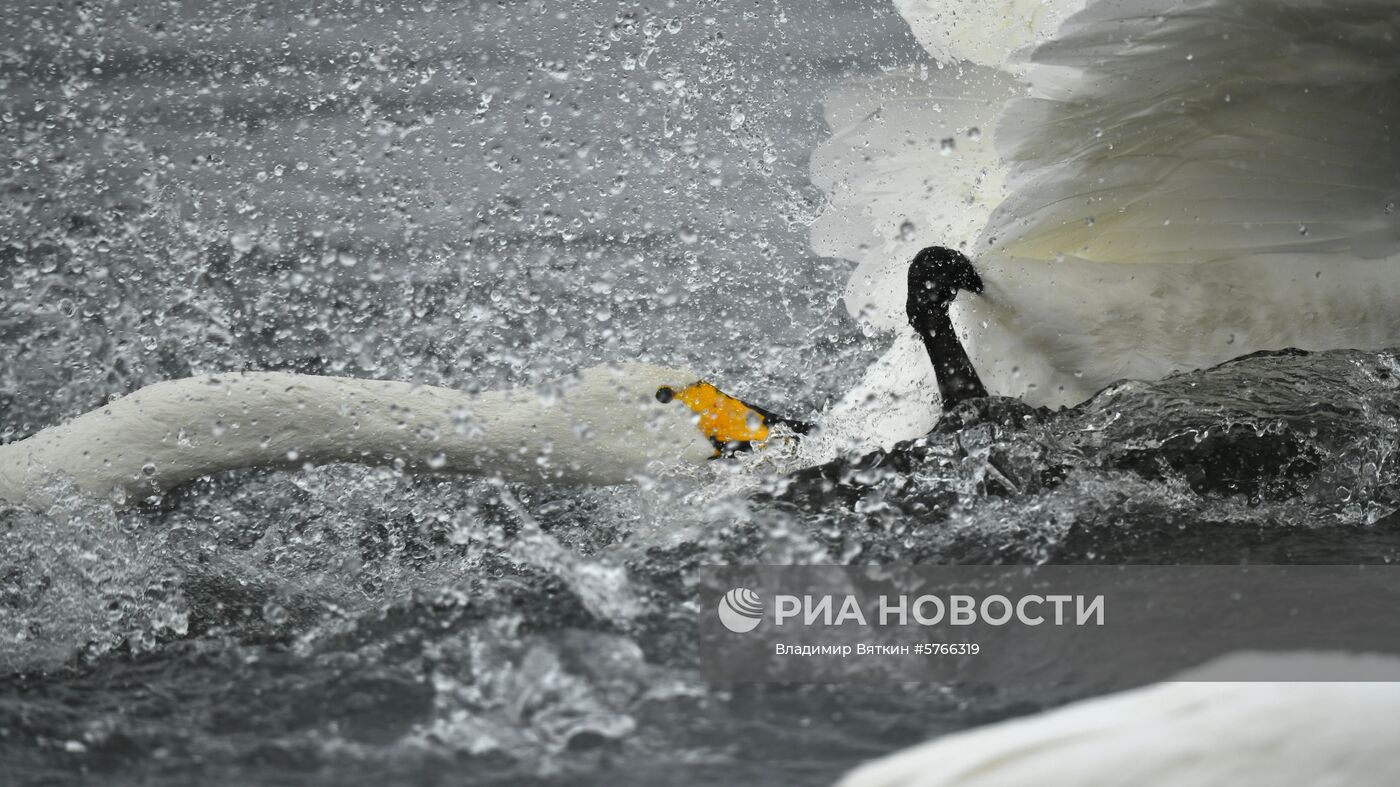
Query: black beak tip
[[966, 269, 985, 294]]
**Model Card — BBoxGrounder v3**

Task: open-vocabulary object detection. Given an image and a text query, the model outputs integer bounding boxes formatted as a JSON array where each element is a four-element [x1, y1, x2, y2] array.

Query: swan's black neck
[[906, 246, 988, 408], [914, 305, 987, 406]]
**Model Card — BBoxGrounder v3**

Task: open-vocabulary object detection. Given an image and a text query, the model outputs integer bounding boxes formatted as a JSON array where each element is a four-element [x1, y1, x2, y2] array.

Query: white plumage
[[813, 0, 1400, 450], [836, 652, 1400, 787], [0, 363, 714, 506], [893, 0, 1082, 70]]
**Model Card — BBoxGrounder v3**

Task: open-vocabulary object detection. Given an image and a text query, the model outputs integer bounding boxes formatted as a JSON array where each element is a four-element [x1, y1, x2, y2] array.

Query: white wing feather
[[969, 0, 1400, 406]]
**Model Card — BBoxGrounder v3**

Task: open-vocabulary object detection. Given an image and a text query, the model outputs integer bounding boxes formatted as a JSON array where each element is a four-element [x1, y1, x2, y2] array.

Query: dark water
[[5, 347, 1400, 785], [5, 1, 1400, 785]]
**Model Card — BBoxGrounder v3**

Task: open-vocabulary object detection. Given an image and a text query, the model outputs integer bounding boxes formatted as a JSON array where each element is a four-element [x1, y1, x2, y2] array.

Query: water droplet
[[262, 600, 289, 626], [898, 220, 916, 241], [541, 60, 571, 81], [939, 138, 955, 156]]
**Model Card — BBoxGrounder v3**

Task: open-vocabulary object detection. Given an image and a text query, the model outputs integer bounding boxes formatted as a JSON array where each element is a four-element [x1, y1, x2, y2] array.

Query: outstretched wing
[[964, 0, 1400, 405], [984, 0, 1400, 266]]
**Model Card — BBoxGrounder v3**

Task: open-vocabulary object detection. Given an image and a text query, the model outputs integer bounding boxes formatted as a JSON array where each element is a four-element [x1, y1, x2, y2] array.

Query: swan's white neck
[[0, 364, 720, 507]]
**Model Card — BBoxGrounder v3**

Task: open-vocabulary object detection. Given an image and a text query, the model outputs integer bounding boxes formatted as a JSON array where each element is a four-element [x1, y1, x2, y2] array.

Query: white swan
[[0, 363, 800, 507], [835, 651, 1400, 787], [813, 0, 1400, 451], [14, 0, 1395, 498]]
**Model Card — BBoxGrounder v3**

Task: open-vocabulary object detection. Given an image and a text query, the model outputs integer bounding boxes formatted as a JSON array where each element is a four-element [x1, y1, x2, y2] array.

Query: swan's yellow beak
[[655, 381, 807, 456]]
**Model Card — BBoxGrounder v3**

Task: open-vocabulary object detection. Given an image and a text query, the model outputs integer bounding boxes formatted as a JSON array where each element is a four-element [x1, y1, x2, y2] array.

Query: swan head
[[907, 246, 983, 322], [654, 381, 808, 455]]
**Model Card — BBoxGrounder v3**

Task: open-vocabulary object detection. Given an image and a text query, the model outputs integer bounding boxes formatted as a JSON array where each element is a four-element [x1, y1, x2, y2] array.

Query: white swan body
[[813, 0, 1400, 447], [837, 652, 1400, 787], [0, 363, 723, 506]]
